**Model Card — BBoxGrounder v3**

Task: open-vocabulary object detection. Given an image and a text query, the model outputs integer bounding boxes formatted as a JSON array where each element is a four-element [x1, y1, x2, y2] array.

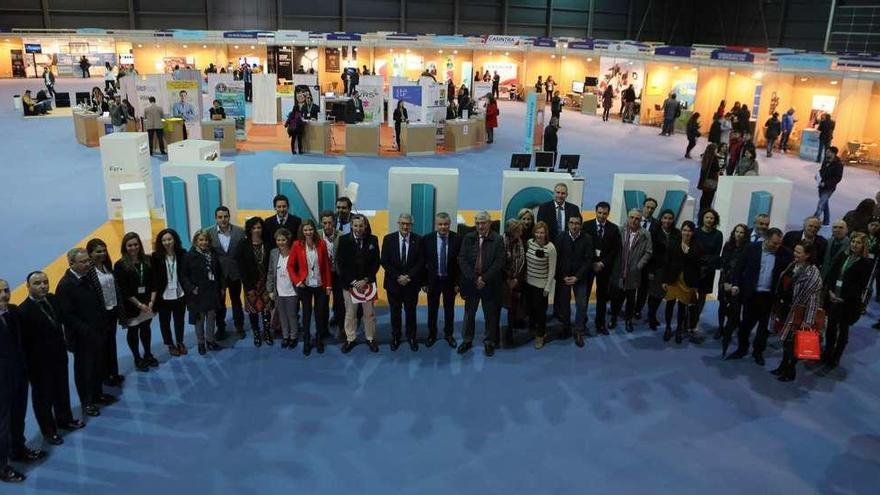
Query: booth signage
[[599, 40, 649, 53], [568, 40, 594, 50], [837, 54, 880, 69], [386, 33, 420, 41], [711, 48, 755, 62], [654, 46, 692, 58], [327, 33, 362, 41], [393, 85, 423, 106], [76, 28, 107, 35], [433, 35, 467, 45], [533, 37, 556, 48], [523, 92, 537, 153], [172, 30, 207, 40], [223, 31, 273, 39], [485, 35, 520, 46], [276, 30, 310, 43], [776, 53, 833, 70], [24, 43, 42, 54]]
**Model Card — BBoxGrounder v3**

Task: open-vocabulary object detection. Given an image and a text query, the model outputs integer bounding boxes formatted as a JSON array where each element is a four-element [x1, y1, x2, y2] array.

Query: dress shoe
[[178, 343, 188, 355], [107, 374, 125, 386], [145, 355, 159, 367], [367, 340, 379, 353], [59, 419, 85, 431], [135, 358, 149, 372], [341, 341, 355, 354], [574, 333, 585, 348], [13, 448, 46, 462], [625, 321, 634, 333], [0, 466, 26, 482], [675, 328, 683, 344], [168, 345, 180, 357], [408, 339, 419, 352], [725, 349, 748, 360], [316, 341, 325, 354], [753, 354, 765, 366], [207, 342, 221, 351], [236, 326, 246, 339], [47, 433, 63, 446], [281, 338, 290, 349], [445, 335, 458, 348], [253, 331, 263, 347], [390, 339, 401, 351], [289, 338, 298, 350], [336, 330, 346, 343], [425, 335, 437, 347], [484, 343, 495, 357], [214, 328, 228, 341], [663, 326, 672, 342], [712, 328, 723, 340], [534, 335, 545, 350], [649, 319, 659, 331], [303, 341, 312, 356], [608, 318, 618, 330], [328, 316, 337, 327], [596, 325, 609, 335], [198, 344, 207, 355], [634, 311, 642, 320], [457, 341, 472, 354], [97, 394, 118, 405]]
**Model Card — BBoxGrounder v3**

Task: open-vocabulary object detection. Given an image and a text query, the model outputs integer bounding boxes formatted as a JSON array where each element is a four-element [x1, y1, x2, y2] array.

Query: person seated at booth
[[22, 90, 51, 115], [90, 91, 109, 114], [209, 99, 226, 120], [446, 99, 459, 120], [344, 90, 365, 124]]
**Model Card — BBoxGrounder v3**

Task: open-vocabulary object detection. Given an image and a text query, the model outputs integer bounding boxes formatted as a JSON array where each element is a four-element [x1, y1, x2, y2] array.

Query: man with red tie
[[457, 211, 505, 357]]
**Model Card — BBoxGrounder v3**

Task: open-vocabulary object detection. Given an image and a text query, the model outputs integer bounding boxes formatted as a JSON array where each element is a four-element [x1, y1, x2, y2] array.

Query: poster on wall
[[292, 47, 319, 73], [809, 95, 836, 128], [279, 74, 321, 121], [325, 48, 340, 73], [473, 81, 493, 101], [215, 81, 246, 140], [597, 57, 645, 116], [207, 73, 234, 108], [482, 62, 517, 87], [358, 75, 384, 124], [167, 79, 202, 139], [390, 85, 422, 126]]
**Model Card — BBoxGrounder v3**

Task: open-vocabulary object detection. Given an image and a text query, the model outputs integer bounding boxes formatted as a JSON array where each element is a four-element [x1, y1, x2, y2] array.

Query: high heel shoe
[[253, 331, 262, 347], [663, 326, 672, 342], [262, 329, 274, 346]]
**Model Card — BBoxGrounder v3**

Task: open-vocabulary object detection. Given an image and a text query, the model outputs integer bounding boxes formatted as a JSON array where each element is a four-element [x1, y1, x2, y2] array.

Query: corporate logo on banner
[[711, 48, 755, 62], [568, 40, 594, 50], [385, 33, 420, 41], [393, 86, 422, 106], [523, 92, 537, 153], [533, 37, 556, 48], [485, 35, 520, 46], [327, 32, 362, 41], [24, 43, 42, 54], [654, 46, 692, 58]]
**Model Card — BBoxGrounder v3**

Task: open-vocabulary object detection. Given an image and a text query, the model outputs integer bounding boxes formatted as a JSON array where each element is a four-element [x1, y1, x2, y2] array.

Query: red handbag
[[794, 329, 821, 361]]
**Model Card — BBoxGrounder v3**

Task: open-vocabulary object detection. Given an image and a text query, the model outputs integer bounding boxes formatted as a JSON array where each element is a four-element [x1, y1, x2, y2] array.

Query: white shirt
[[399, 234, 411, 263], [305, 245, 322, 287], [276, 253, 296, 297], [217, 226, 232, 252], [322, 231, 336, 264], [162, 255, 183, 300], [95, 268, 118, 309]]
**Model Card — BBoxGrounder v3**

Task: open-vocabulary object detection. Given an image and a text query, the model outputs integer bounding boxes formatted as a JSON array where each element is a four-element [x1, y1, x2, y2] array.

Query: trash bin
[[12, 95, 22, 111]]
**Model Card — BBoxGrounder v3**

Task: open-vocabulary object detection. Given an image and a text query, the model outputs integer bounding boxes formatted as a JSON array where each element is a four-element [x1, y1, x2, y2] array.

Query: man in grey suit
[[457, 211, 505, 357], [610, 208, 653, 332], [143, 96, 166, 155], [207, 206, 245, 339]]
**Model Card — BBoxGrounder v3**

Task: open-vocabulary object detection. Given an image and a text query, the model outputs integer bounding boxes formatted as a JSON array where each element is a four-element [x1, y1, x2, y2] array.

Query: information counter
[[304, 120, 331, 153], [201, 118, 237, 152], [444, 119, 478, 152], [163, 118, 185, 145], [73, 109, 100, 147], [471, 115, 486, 145], [400, 123, 436, 156], [345, 122, 380, 156]]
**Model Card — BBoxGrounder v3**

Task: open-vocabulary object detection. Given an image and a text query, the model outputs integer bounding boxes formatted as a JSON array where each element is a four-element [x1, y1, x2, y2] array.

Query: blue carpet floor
[[1, 78, 879, 494]]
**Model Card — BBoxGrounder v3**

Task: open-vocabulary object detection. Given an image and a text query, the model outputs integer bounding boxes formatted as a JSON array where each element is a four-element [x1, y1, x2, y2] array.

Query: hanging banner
[[358, 75, 384, 124], [215, 81, 247, 140], [654, 46, 692, 58], [711, 48, 755, 63], [485, 35, 521, 47], [523, 91, 537, 152], [568, 40, 595, 50], [533, 37, 556, 48], [167, 79, 202, 139], [327, 33, 362, 41], [776, 53, 833, 71]]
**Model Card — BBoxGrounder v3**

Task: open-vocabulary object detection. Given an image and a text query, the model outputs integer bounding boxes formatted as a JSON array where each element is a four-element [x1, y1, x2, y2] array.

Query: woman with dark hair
[[183, 230, 224, 355], [86, 238, 124, 387], [113, 232, 157, 372], [267, 227, 298, 349], [151, 228, 188, 357], [237, 216, 272, 346], [772, 241, 823, 382], [393, 100, 408, 151], [601, 84, 614, 122], [693, 209, 723, 339], [646, 209, 679, 330], [697, 142, 721, 211], [842, 199, 877, 234], [734, 147, 759, 176], [685, 112, 701, 158], [718, 223, 749, 353], [501, 219, 526, 346], [284, 104, 305, 155], [289, 220, 333, 355], [485, 94, 499, 144], [822, 232, 873, 368], [662, 221, 703, 343]]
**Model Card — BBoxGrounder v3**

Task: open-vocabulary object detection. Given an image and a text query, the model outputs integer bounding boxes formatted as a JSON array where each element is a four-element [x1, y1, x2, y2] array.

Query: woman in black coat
[[823, 232, 874, 368], [717, 223, 749, 353], [685, 112, 701, 158], [152, 228, 188, 357], [393, 100, 408, 151], [236, 216, 272, 346], [646, 209, 680, 330], [662, 221, 703, 343], [693, 209, 723, 337], [114, 232, 157, 372], [183, 230, 224, 355]]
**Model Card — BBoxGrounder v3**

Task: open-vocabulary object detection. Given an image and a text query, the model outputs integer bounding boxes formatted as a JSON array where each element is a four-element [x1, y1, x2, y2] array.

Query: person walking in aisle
[[550, 91, 562, 124], [114, 234, 158, 373], [42, 66, 56, 99], [183, 230, 224, 355], [543, 117, 559, 166], [697, 143, 721, 211], [284, 105, 306, 155], [779, 108, 796, 153], [684, 112, 701, 158], [485, 94, 499, 144], [85, 239, 124, 387], [103, 62, 116, 91], [763, 112, 781, 158], [79, 56, 90, 78], [289, 220, 333, 354], [814, 146, 844, 226], [660, 93, 679, 136], [492, 71, 500, 99], [601, 85, 613, 122], [392, 100, 408, 151], [143, 97, 166, 155], [816, 113, 835, 163]]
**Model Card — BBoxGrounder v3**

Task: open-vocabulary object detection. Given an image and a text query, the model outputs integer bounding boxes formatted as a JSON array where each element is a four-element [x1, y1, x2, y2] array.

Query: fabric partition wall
[[358, 75, 384, 124]]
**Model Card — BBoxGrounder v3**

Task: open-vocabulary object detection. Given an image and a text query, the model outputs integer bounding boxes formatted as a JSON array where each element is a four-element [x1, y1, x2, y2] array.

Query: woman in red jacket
[[287, 219, 333, 354], [485, 94, 499, 144]]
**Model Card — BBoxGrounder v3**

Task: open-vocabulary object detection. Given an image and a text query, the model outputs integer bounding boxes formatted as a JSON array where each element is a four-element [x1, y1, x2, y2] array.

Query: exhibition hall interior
[[2, 0, 880, 493]]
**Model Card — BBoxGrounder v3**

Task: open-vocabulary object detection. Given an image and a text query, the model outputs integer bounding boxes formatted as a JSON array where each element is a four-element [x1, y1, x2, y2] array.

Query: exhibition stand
[[167, 139, 221, 162], [200, 118, 237, 152], [400, 123, 436, 156], [344, 122, 380, 156], [303, 121, 332, 153], [444, 118, 478, 152]]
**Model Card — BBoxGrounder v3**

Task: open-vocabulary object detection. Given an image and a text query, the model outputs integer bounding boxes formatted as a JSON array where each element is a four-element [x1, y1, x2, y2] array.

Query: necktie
[[556, 206, 564, 232], [40, 300, 57, 326], [439, 235, 448, 277], [598, 223, 604, 239], [401, 236, 408, 265], [476, 236, 484, 275], [642, 219, 648, 229], [357, 237, 363, 249]]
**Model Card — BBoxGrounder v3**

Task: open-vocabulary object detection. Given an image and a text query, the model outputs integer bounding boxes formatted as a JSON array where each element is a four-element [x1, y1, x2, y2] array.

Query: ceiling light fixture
[[831, 80, 838, 85]]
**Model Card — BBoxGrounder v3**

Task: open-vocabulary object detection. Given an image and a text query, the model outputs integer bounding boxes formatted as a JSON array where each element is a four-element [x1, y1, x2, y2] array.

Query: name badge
[[208, 272, 215, 281], [835, 280, 843, 289], [595, 249, 602, 257], [138, 286, 146, 294]]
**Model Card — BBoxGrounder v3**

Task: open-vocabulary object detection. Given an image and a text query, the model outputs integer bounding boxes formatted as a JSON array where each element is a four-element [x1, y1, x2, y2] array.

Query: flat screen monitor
[[559, 154, 580, 171], [510, 153, 531, 170], [571, 81, 584, 94], [584, 76, 598, 87], [535, 151, 555, 170]]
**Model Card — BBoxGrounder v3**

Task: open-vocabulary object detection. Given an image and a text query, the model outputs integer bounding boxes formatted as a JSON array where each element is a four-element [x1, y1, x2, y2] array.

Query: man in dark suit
[[782, 216, 826, 266], [457, 211, 505, 356], [345, 90, 365, 124], [336, 214, 380, 353], [583, 201, 621, 334], [1, 278, 46, 483], [320, 210, 345, 339], [263, 194, 302, 249], [635, 197, 659, 319], [335, 196, 353, 235], [56, 248, 108, 417], [381, 213, 423, 351], [207, 206, 246, 339], [19, 272, 86, 446], [555, 215, 593, 347], [726, 228, 792, 364], [422, 212, 461, 348], [537, 182, 581, 241]]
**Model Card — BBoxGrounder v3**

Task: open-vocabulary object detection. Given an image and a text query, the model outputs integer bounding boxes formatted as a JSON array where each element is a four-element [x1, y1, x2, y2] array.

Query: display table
[[201, 118, 236, 152], [96, 116, 139, 138], [304, 120, 331, 153], [800, 128, 820, 161], [444, 119, 478, 152], [401, 123, 436, 156], [581, 93, 598, 115], [73, 109, 100, 147], [163, 118, 185, 145], [345, 122, 379, 156]]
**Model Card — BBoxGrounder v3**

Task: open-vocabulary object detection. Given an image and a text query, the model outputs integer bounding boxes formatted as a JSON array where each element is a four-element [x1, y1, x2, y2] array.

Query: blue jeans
[[662, 118, 675, 135], [555, 280, 589, 334], [817, 140, 830, 163], [815, 190, 833, 224]]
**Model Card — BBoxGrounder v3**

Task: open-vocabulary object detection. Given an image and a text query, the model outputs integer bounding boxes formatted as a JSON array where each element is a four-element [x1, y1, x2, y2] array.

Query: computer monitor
[[510, 153, 531, 170], [584, 77, 598, 87], [559, 154, 580, 172], [571, 81, 584, 94], [534, 151, 555, 170]]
